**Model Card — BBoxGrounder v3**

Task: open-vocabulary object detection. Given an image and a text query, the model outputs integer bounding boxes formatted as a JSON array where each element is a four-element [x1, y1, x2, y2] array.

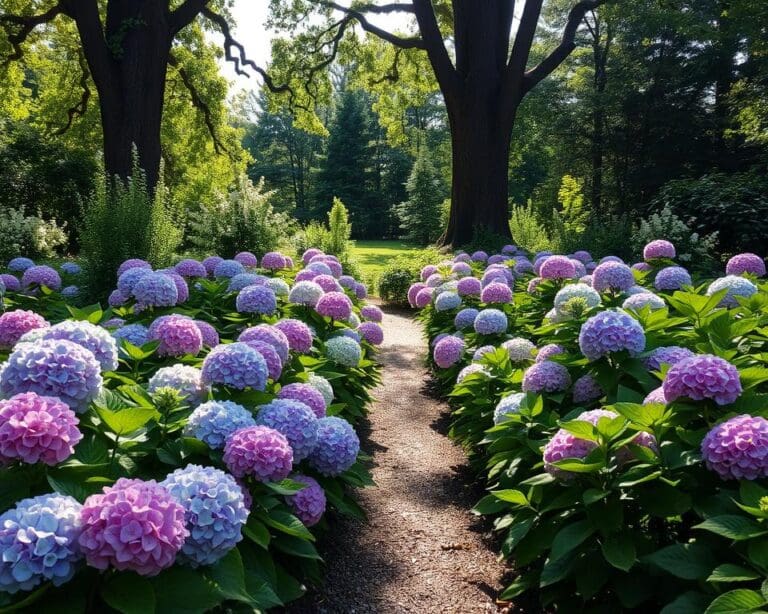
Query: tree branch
[[318, 1, 425, 49], [55, 49, 91, 134], [169, 0, 210, 37], [0, 2, 65, 64], [61, 0, 115, 94], [411, 0, 458, 97], [522, 0, 608, 94], [507, 0, 543, 80]]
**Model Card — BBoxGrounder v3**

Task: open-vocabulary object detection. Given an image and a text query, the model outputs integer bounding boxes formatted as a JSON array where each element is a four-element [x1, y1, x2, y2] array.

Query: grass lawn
[[350, 240, 419, 289]]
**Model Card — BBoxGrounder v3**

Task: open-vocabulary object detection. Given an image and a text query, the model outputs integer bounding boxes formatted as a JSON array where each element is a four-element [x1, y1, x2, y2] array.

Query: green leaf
[[243, 517, 271, 549], [583, 489, 609, 505], [258, 508, 314, 541], [207, 549, 255, 604], [272, 534, 322, 560], [707, 564, 761, 583], [491, 489, 528, 506], [613, 401, 664, 427], [501, 517, 534, 555], [559, 419, 599, 441], [95, 406, 156, 435], [694, 515, 768, 541], [101, 573, 156, 614], [601, 533, 636, 571], [550, 519, 595, 561], [472, 494, 509, 515], [643, 543, 717, 580], [660, 591, 714, 614], [704, 589, 766, 614], [152, 567, 222, 614]]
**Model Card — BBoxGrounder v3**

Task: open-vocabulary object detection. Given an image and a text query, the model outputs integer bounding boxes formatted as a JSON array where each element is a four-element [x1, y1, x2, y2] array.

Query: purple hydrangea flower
[[22, 265, 61, 291], [338, 275, 356, 289], [224, 425, 293, 481], [591, 261, 635, 292], [487, 255, 506, 265], [278, 383, 327, 419], [261, 251, 287, 270], [643, 346, 695, 372], [407, 283, 426, 306], [0, 310, 48, 350], [701, 415, 768, 480], [274, 319, 313, 353], [0, 339, 102, 413], [514, 260, 534, 275], [285, 475, 326, 526], [313, 274, 342, 292], [454, 308, 479, 330], [643, 239, 676, 260], [184, 400, 256, 449], [543, 430, 596, 478], [632, 262, 652, 272], [112, 323, 149, 346], [480, 282, 512, 304], [643, 387, 667, 405], [663, 354, 741, 405], [0, 494, 83, 593], [578, 310, 646, 361], [239, 324, 290, 362], [654, 266, 692, 291], [361, 305, 383, 322], [420, 265, 438, 281], [522, 361, 571, 393], [622, 292, 666, 311], [39, 320, 118, 371], [201, 342, 268, 391], [289, 281, 325, 307], [79, 478, 188, 576], [175, 259, 207, 278], [149, 316, 203, 357], [308, 416, 360, 476], [540, 256, 577, 280], [256, 399, 318, 462], [572, 251, 592, 264], [161, 465, 248, 567], [433, 336, 465, 368], [493, 392, 525, 425], [235, 251, 259, 267], [726, 253, 766, 278], [414, 287, 434, 308], [325, 336, 362, 367], [236, 285, 277, 315], [316, 291, 353, 319], [572, 374, 604, 404], [202, 256, 224, 276], [117, 267, 151, 296], [294, 269, 318, 283], [213, 259, 246, 279], [148, 365, 208, 406], [132, 273, 178, 307], [117, 259, 151, 276], [302, 248, 323, 265], [107, 289, 127, 309], [0, 274, 20, 292], [471, 251, 488, 263], [358, 321, 384, 346], [456, 277, 482, 297], [7, 257, 35, 273], [537, 344, 565, 363], [451, 262, 472, 277], [473, 309, 508, 335], [0, 392, 81, 465], [240, 339, 283, 380], [194, 320, 219, 347], [166, 273, 189, 304], [706, 275, 758, 307]]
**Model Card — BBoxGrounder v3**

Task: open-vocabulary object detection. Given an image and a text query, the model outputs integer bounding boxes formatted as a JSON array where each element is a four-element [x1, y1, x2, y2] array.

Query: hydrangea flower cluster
[[643, 239, 676, 260], [360, 305, 383, 322], [0, 494, 83, 593], [239, 324, 290, 362], [184, 400, 255, 449], [236, 285, 277, 315], [175, 259, 207, 278], [286, 475, 327, 526], [454, 308, 479, 330], [161, 465, 248, 567], [309, 416, 360, 476], [148, 365, 208, 406], [277, 383, 327, 418], [725, 253, 765, 277], [358, 321, 384, 346], [228, 273, 266, 293], [0, 339, 102, 413], [554, 283, 601, 310], [325, 335, 362, 367], [622, 292, 666, 311], [480, 282, 512, 304], [117, 259, 151, 276], [22, 265, 62, 291], [591, 261, 635, 292], [706, 275, 758, 307], [654, 266, 692, 291], [201, 342, 268, 391], [313, 274, 341, 292], [235, 251, 259, 267], [433, 335, 465, 368], [79, 478, 188, 576], [578, 310, 646, 361], [274, 319, 313, 353], [456, 277, 482, 297], [493, 392, 525, 425], [7, 257, 35, 272], [223, 425, 293, 481], [643, 346, 695, 372], [112, 323, 149, 346], [539, 256, 576, 280], [39, 320, 118, 371], [289, 281, 325, 307], [522, 361, 571, 393], [307, 373, 334, 406], [434, 291, 461, 312], [133, 272, 178, 307], [316, 291, 353, 319], [543, 428, 597, 478], [0, 273, 20, 292], [202, 256, 223, 275], [262, 251, 288, 269], [473, 309, 508, 335], [150, 316, 203, 357], [536, 344, 565, 363], [701, 414, 768, 480], [213, 259, 246, 279], [241, 340, 283, 380], [572, 374, 603, 404], [0, 392, 82, 466], [662, 354, 741, 405], [256, 399, 318, 462], [194, 320, 220, 347], [456, 363, 490, 383], [0, 310, 48, 350], [503, 337, 536, 362]]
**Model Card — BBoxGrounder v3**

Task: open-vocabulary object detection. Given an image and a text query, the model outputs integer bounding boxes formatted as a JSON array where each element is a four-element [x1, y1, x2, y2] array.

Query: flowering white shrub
[[632, 205, 718, 268], [0, 208, 67, 262]]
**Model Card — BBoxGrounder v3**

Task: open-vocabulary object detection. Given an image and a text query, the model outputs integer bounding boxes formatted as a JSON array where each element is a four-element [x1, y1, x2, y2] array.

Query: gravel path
[[291, 305, 505, 613]]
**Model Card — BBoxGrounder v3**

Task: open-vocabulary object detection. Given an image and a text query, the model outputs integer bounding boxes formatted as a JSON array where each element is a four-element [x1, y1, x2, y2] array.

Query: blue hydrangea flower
[[578, 310, 646, 361], [38, 320, 119, 372], [112, 323, 149, 346], [236, 285, 277, 315], [117, 267, 152, 296], [22, 265, 62, 291], [132, 273, 178, 307], [307, 373, 334, 406], [174, 259, 207, 278], [201, 343, 268, 391], [434, 291, 462, 312], [161, 465, 248, 567], [227, 273, 267, 293], [7, 257, 35, 273], [325, 336, 362, 367], [0, 494, 83, 593], [256, 399, 319, 462], [308, 416, 360, 476], [60, 262, 81, 275], [61, 285, 79, 298], [184, 400, 256, 449], [706, 275, 758, 307], [454, 308, 479, 330], [654, 266, 692, 291], [494, 392, 526, 425], [622, 292, 666, 311], [213, 259, 246, 279], [643, 346, 695, 371], [148, 365, 208, 406], [473, 309, 508, 335]]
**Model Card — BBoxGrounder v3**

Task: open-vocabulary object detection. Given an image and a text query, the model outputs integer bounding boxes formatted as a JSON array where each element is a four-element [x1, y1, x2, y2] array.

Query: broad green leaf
[[152, 567, 221, 614], [491, 489, 528, 506], [707, 564, 761, 583], [96, 406, 157, 435], [660, 591, 714, 614], [272, 534, 322, 560], [258, 509, 314, 541], [643, 543, 717, 580], [101, 573, 156, 614], [206, 549, 254, 604], [559, 419, 598, 441], [694, 515, 768, 541], [704, 589, 766, 614], [501, 517, 534, 555], [601, 533, 636, 571], [243, 517, 271, 549], [550, 519, 595, 561]]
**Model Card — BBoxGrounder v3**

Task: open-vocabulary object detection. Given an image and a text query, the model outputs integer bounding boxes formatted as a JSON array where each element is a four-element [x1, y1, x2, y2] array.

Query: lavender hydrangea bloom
[[117, 259, 151, 276], [261, 251, 287, 269], [227, 273, 266, 293], [473, 309, 508, 335], [286, 475, 326, 526], [643, 346, 695, 372], [308, 416, 359, 476], [194, 320, 219, 347], [117, 267, 151, 296], [663, 354, 741, 405], [554, 283, 601, 310], [302, 248, 323, 265], [307, 261, 333, 277], [0, 392, 82, 465], [7, 257, 34, 273], [503, 337, 536, 362], [643, 387, 667, 405], [706, 275, 758, 307], [313, 274, 342, 292], [420, 265, 438, 281], [39, 320, 119, 371], [451, 262, 472, 277], [572, 250, 592, 264], [149, 316, 203, 357], [471, 251, 488, 263], [239, 324, 290, 362], [361, 305, 383, 322], [22, 265, 61, 291], [572, 374, 604, 404], [457, 363, 490, 383], [307, 373, 334, 406], [112, 323, 149, 346], [316, 291, 353, 319], [701, 415, 768, 480], [514, 260, 534, 275], [289, 281, 325, 307], [433, 335, 465, 368], [278, 383, 327, 418], [456, 277, 482, 297], [236, 285, 277, 315], [726, 253, 766, 278], [407, 283, 426, 306], [274, 319, 313, 353], [654, 266, 692, 291], [414, 287, 434, 308], [213, 259, 246, 278], [473, 345, 495, 361], [493, 392, 525, 425], [480, 282, 512, 304], [256, 399, 319, 462], [240, 340, 283, 380], [643, 239, 676, 260], [632, 262, 652, 272], [591, 261, 635, 293], [326, 336, 362, 367], [165, 273, 189, 303], [354, 283, 368, 299], [522, 360, 571, 393], [175, 259, 207, 278], [578, 310, 646, 361], [0, 274, 20, 292], [536, 344, 565, 363], [358, 321, 384, 346], [148, 365, 208, 406], [201, 342, 268, 391], [202, 256, 224, 276], [622, 292, 666, 311], [1, 339, 102, 413], [161, 465, 248, 567], [224, 425, 293, 481], [540, 256, 577, 280], [132, 273, 178, 307], [0, 494, 83, 593], [455, 308, 479, 330], [235, 251, 259, 267], [79, 479, 188, 576], [184, 400, 256, 449], [0, 310, 48, 350], [543, 429, 597, 478]]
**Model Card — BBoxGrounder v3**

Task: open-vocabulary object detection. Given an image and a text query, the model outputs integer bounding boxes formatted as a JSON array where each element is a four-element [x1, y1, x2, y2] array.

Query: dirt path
[[292, 306, 504, 613]]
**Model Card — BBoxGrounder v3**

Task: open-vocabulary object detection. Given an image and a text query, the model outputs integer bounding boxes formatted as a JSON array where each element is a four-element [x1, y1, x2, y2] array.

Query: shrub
[[0, 207, 67, 263], [509, 202, 554, 252], [326, 197, 353, 257], [377, 248, 440, 305], [396, 145, 445, 246]]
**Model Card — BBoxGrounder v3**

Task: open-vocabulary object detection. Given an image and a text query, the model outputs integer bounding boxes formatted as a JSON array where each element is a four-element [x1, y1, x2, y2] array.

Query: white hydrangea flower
[[553, 283, 601, 310]]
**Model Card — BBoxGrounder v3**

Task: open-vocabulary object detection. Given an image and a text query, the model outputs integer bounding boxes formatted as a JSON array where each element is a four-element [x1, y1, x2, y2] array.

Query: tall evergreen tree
[[397, 145, 445, 245]]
